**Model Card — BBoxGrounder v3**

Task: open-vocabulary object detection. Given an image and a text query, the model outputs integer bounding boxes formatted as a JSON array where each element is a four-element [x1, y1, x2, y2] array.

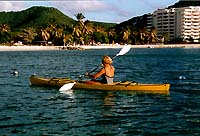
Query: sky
[[0, 0, 179, 23]]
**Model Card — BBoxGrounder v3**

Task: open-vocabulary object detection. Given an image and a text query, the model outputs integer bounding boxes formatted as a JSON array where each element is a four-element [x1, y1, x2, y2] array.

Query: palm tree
[[53, 28, 63, 41], [75, 13, 85, 32], [19, 27, 37, 44], [95, 25, 105, 33], [0, 23, 11, 43], [75, 13, 85, 22], [73, 13, 89, 45], [129, 30, 138, 45], [108, 29, 116, 44], [0, 23, 10, 33], [84, 20, 94, 35], [162, 32, 170, 43], [75, 13, 85, 29], [121, 28, 131, 44], [63, 34, 73, 46], [40, 28, 50, 44], [137, 28, 148, 45], [72, 25, 82, 38], [45, 24, 64, 45], [149, 26, 157, 44]]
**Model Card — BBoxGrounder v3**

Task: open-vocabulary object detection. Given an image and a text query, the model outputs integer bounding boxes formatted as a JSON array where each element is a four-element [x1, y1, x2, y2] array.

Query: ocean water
[[0, 47, 199, 136]]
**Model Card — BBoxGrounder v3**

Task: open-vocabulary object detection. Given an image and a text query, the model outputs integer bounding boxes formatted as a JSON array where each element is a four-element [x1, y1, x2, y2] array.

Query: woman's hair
[[102, 55, 112, 64]]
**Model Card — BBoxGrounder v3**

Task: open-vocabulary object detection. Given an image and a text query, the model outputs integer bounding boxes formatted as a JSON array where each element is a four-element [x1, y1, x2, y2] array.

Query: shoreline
[[0, 44, 200, 51], [79, 44, 200, 49]]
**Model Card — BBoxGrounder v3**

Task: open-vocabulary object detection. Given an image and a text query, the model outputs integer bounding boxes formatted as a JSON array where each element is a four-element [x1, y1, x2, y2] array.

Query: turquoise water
[[0, 48, 200, 135]]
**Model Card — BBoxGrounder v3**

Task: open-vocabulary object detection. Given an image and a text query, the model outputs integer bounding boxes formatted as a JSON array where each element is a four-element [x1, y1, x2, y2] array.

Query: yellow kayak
[[29, 75, 170, 95]]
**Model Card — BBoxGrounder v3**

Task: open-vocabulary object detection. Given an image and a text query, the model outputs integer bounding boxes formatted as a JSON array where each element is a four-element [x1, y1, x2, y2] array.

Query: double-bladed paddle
[[59, 45, 131, 91]]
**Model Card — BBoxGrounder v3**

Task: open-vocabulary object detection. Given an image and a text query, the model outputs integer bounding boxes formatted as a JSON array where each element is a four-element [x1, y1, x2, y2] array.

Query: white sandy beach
[[0, 44, 200, 51], [0, 45, 60, 51]]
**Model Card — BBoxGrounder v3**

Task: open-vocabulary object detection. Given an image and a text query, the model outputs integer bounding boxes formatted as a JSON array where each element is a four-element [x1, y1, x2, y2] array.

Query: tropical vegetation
[[0, 7, 161, 46], [0, 0, 199, 46]]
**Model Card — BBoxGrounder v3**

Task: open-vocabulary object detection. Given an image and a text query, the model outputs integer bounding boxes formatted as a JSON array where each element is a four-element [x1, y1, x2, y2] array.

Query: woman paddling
[[85, 55, 115, 85]]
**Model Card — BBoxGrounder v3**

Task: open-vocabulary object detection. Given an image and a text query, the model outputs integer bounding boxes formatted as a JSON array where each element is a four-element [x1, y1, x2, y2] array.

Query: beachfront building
[[152, 8, 176, 40], [151, 6, 200, 42], [146, 13, 153, 32], [176, 6, 200, 42]]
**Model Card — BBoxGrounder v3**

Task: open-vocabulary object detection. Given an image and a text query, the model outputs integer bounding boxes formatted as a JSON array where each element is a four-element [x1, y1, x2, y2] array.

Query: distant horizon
[[0, 0, 179, 23]]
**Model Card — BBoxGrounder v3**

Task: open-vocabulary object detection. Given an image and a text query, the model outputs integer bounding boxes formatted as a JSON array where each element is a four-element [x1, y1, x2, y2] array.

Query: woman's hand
[[84, 72, 90, 77]]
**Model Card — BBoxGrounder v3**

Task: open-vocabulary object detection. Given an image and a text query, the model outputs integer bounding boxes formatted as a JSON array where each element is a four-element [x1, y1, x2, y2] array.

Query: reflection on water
[[103, 93, 115, 107], [59, 89, 75, 98]]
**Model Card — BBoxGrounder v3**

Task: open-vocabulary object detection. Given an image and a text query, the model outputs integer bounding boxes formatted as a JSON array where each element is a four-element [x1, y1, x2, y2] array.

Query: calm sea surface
[[0, 47, 200, 136]]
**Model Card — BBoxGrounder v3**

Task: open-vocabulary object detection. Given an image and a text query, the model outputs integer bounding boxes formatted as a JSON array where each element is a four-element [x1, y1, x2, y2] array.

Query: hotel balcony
[[184, 23, 192, 26]]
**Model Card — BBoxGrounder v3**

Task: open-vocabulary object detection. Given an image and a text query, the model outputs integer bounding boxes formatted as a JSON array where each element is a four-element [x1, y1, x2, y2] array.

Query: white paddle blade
[[59, 82, 76, 91], [116, 45, 131, 56]]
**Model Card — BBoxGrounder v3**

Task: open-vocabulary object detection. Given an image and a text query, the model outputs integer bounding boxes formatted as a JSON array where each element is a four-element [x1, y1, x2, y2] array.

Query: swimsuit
[[101, 74, 114, 84], [101, 67, 114, 84]]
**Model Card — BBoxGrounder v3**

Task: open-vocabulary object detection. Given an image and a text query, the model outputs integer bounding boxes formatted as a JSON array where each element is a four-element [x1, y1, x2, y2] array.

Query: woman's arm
[[87, 68, 105, 79]]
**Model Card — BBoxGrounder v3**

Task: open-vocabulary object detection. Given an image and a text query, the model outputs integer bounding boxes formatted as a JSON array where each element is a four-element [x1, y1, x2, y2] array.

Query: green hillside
[[0, 6, 116, 31], [114, 14, 149, 31], [92, 21, 116, 30], [168, 0, 200, 8], [0, 6, 75, 31]]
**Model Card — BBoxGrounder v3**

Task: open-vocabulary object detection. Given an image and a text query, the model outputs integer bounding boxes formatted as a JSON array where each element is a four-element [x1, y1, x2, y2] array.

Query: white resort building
[[151, 6, 200, 42], [176, 6, 200, 42], [152, 8, 176, 40]]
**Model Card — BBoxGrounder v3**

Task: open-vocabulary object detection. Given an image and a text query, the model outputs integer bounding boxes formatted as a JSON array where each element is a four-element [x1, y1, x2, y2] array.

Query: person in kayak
[[85, 55, 115, 84]]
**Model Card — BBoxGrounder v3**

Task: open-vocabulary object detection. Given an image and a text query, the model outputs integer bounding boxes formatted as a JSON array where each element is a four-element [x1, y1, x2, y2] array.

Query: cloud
[[0, 1, 26, 11], [49, 1, 109, 13], [140, 0, 177, 11], [49, 0, 132, 22]]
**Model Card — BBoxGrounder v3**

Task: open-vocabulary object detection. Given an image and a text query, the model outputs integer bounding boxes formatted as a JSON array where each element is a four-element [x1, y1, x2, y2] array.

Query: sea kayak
[[29, 75, 170, 95]]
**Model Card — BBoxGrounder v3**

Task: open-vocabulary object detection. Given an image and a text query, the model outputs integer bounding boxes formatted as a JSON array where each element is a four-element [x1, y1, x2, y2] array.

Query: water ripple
[[0, 49, 200, 135]]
